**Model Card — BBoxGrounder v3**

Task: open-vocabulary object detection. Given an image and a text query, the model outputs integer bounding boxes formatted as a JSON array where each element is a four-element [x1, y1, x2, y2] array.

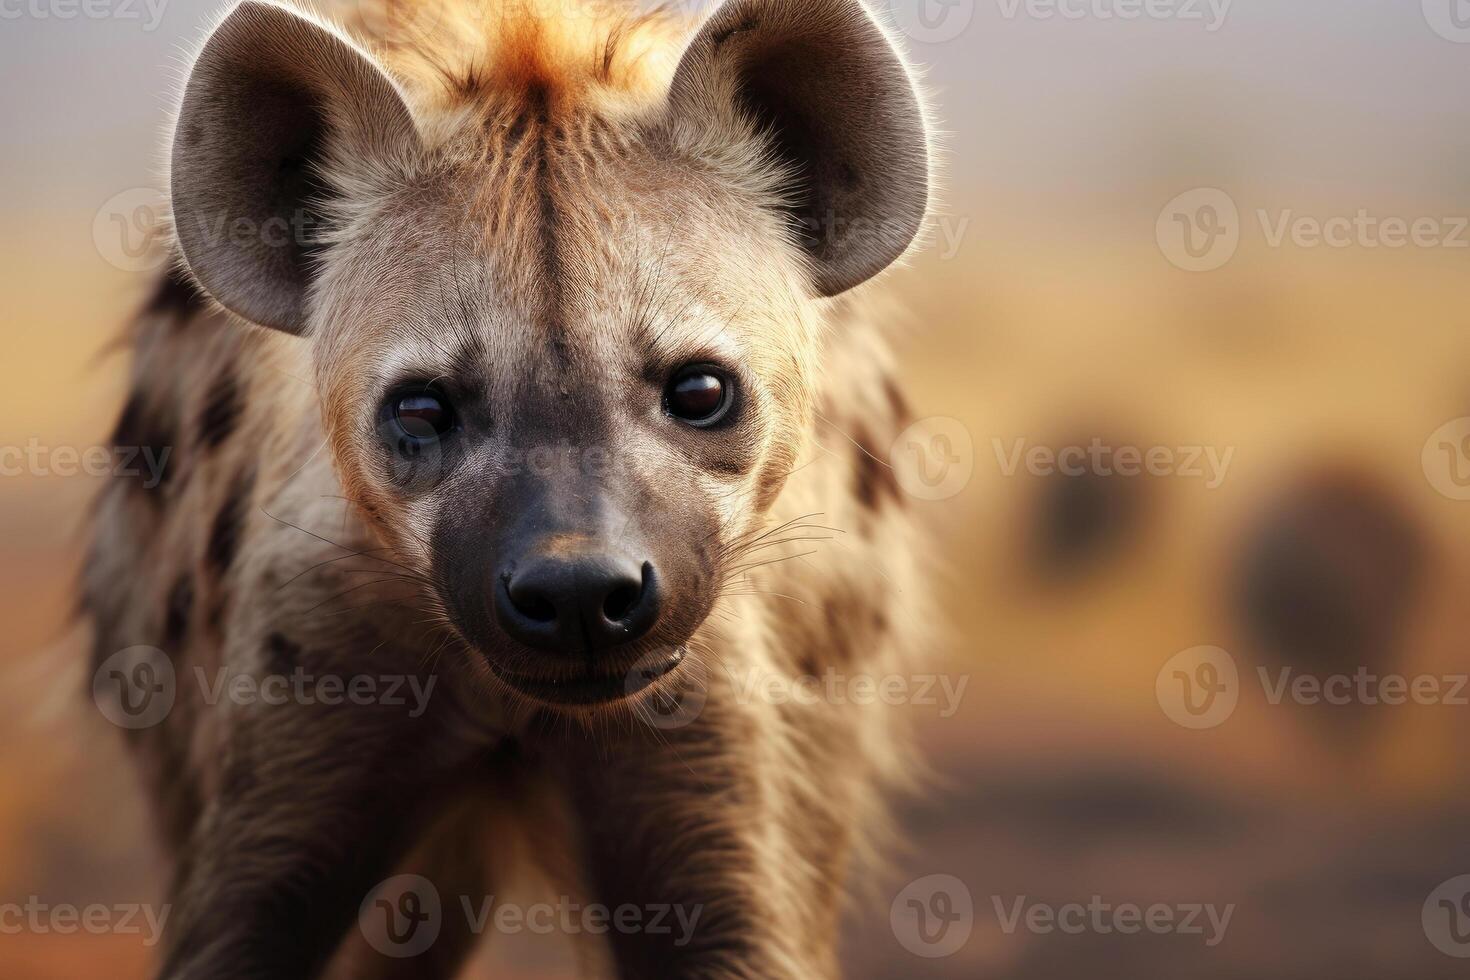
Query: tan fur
[[86, 1, 933, 976]]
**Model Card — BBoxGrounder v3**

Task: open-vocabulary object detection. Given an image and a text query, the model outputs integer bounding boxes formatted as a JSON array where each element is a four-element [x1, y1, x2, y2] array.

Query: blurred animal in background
[[1025, 431, 1156, 583], [1229, 466, 1426, 737]]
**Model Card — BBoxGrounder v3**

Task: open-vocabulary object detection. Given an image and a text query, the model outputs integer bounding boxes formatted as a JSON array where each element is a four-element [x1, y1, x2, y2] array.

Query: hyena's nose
[[495, 552, 661, 654]]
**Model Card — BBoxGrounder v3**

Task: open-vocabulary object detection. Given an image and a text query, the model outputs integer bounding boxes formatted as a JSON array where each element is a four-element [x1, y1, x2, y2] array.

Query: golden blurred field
[[7, 1, 1470, 977]]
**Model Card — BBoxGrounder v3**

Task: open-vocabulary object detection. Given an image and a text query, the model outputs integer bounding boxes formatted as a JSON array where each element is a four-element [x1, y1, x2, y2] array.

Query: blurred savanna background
[[7, 0, 1470, 976]]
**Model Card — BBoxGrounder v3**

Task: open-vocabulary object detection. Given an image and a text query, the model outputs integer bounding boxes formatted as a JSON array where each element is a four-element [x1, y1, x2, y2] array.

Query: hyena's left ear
[[170, 0, 420, 334], [665, 0, 931, 297]]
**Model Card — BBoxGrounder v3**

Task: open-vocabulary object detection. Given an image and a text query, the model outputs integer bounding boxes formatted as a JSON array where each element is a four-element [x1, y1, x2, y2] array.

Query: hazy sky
[[5, 0, 1470, 217]]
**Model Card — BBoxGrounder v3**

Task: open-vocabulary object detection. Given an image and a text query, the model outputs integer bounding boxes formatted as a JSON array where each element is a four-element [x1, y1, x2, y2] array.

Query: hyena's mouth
[[488, 647, 687, 706]]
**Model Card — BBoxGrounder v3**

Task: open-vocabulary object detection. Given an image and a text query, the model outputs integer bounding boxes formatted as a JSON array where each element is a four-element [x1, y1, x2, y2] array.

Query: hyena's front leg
[[155, 677, 486, 980], [549, 683, 845, 980]]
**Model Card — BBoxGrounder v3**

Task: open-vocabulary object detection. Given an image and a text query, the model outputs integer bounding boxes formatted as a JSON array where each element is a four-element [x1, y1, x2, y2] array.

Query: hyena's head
[[169, 0, 929, 706]]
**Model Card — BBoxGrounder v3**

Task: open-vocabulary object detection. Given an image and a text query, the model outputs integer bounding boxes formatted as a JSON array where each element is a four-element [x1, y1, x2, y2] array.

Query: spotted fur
[[84, 2, 935, 977]]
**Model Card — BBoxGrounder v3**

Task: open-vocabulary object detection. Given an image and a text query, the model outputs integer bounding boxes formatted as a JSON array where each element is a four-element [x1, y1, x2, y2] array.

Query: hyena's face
[[169, 0, 929, 706], [306, 162, 816, 703]]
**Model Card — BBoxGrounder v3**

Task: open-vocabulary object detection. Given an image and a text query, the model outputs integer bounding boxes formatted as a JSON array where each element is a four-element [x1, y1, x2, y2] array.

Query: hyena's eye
[[665, 365, 734, 428], [383, 386, 457, 448]]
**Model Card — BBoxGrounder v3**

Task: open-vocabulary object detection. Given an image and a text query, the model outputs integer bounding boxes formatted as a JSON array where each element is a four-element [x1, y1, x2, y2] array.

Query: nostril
[[603, 562, 652, 623], [505, 575, 557, 623], [603, 582, 641, 622]]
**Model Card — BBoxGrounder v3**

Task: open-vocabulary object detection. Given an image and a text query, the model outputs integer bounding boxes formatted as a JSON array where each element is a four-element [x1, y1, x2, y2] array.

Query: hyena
[[84, 0, 933, 975]]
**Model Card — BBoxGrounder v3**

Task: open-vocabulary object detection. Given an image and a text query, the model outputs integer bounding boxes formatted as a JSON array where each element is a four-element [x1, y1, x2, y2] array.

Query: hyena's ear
[[666, 0, 930, 297], [170, 0, 419, 334]]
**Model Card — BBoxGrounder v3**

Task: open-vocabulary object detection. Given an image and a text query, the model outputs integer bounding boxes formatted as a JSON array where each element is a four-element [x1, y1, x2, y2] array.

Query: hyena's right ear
[[170, 0, 419, 334], [664, 0, 931, 298]]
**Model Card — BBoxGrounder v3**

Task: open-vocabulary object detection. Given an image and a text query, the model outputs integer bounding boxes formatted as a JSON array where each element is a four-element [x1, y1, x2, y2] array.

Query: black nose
[[494, 553, 660, 654]]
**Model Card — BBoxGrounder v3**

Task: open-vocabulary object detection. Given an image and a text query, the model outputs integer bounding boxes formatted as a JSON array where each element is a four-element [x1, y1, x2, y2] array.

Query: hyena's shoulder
[[83, 271, 317, 677], [757, 293, 932, 679]]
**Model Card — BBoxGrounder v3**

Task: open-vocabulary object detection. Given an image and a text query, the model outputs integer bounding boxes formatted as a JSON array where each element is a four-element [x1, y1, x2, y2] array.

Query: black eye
[[387, 387, 456, 444], [665, 366, 733, 427]]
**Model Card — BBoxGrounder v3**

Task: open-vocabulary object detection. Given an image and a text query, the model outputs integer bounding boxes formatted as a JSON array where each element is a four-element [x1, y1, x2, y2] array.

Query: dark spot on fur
[[198, 369, 241, 451], [796, 650, 821, 676], [143, 267, 206, 324], [265, 632, 301, 676], [710, 454, 750, 477], [110, 391, 175, 495], [852, 424, 901, 513], [162, 574, 193, 649], [505, 112, 529, 145], [837, 162, 859, 190], [883, 376, 912, 426], [206, 470, 255, 578], [821, 596, 857, 666], [872, 608, 889, 638]]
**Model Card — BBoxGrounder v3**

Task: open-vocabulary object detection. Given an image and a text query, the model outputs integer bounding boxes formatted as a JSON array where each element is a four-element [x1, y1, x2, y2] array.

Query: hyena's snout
[[483, 530, 688, 706], [434, 467, 710, 707], [494, 543, 662, 655]]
